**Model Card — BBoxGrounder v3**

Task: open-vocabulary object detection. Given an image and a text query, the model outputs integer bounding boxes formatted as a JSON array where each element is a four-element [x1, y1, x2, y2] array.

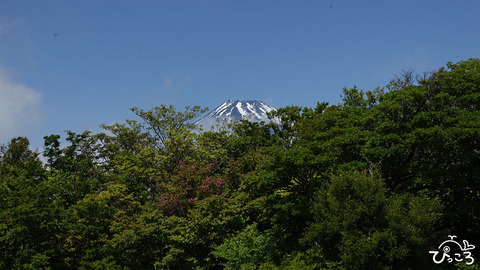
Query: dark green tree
[[0, 137, 64, 269], [303, 170, 441, 269]]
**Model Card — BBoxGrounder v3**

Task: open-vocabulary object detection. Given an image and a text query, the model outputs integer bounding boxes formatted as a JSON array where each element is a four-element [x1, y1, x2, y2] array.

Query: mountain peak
[[196, 100, 278, 130]]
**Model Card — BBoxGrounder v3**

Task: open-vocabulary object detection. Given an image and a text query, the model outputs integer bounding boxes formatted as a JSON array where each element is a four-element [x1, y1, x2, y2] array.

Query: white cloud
[[0, 68, 43, 142]]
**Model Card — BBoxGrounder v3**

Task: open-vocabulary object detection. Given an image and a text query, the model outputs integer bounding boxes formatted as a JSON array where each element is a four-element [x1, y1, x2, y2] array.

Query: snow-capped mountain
[[195, 100, 279, 131]]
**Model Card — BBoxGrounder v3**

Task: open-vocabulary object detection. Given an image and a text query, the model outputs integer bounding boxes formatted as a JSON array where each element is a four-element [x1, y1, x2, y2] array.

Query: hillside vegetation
[[1, 59, 480, 269]]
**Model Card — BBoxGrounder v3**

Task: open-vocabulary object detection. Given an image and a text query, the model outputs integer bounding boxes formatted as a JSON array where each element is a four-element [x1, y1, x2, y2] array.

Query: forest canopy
[[1, 59, 480, 269]]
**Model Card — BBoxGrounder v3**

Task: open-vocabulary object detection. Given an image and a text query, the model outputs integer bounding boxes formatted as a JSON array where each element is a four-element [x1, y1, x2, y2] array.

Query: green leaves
[[63, 184, 141, 268], [212, 224, 276, 269], [130, 105, 207, 149], [0, 138, 64, 269], [1, 59, 479, 269], [303, 170, 441, 269]]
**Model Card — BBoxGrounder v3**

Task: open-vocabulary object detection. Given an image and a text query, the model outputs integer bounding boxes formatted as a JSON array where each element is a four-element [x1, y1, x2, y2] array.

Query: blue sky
[[1, 0, 479, 149]]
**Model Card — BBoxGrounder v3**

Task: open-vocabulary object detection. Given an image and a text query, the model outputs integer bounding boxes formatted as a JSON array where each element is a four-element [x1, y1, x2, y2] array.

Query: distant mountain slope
[[195, 100, 279, 130]]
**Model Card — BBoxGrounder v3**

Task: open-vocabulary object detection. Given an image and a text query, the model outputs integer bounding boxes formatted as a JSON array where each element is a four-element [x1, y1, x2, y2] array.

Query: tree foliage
[[1, 59, 479, 269]]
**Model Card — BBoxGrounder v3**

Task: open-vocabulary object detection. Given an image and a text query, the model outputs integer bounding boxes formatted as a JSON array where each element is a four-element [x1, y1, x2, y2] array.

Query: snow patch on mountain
[[195, 100, 279, 131]]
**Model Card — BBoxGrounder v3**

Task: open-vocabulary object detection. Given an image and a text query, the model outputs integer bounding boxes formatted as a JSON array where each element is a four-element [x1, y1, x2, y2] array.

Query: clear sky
[[1, 0, 479, 149]]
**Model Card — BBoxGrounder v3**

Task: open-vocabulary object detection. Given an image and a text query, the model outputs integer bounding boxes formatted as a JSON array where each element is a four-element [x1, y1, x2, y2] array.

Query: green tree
[[0, 137, 63, 269], [62, 183, 141, 269], [303, 170, 441, 269], [130, 105, 209, 167], [212, 224, 276, 269], [44, 131, 105, 206]]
